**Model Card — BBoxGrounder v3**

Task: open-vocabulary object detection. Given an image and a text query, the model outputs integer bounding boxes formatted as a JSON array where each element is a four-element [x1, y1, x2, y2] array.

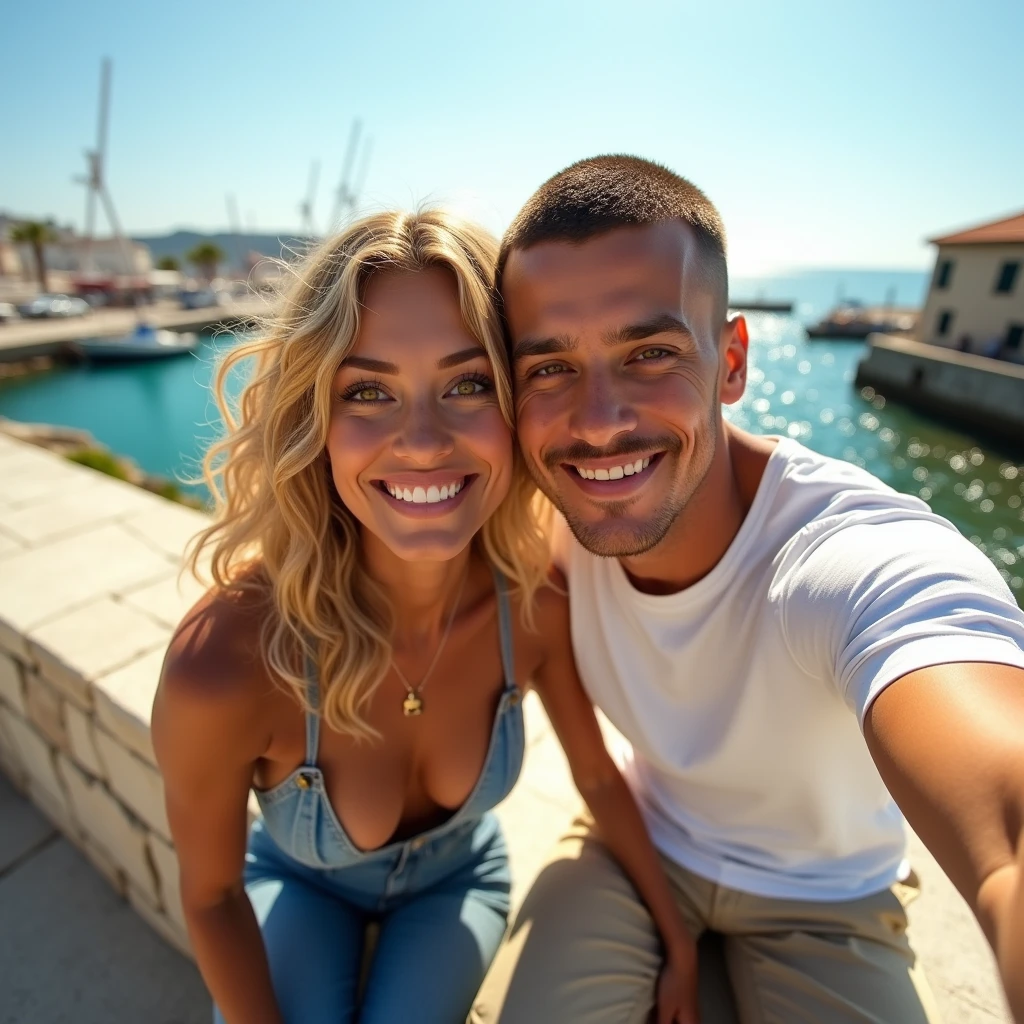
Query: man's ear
[[720, 315, 748, 406]]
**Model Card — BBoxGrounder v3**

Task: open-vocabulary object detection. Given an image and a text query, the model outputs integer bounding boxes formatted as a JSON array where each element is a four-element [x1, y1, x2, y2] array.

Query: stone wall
[[0, 431, 210, 957], [856, 332, 1024, 445]]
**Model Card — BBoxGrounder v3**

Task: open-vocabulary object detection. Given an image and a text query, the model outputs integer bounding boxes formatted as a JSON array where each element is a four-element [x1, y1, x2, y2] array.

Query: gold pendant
[[403, 691, 423, 716]]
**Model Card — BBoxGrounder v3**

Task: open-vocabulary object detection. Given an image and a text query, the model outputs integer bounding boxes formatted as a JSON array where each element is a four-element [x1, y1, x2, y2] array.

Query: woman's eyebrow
[[341, 355, 399, 374], [437, 346, 487, 370]]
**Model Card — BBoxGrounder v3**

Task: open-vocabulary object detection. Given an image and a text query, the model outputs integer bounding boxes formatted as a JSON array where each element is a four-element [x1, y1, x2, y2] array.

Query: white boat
[[77, 324, 199, 361]]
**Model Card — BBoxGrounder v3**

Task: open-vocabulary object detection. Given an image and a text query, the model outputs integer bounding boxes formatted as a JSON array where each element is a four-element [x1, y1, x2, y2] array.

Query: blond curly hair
[[190, 210, 550, 740]]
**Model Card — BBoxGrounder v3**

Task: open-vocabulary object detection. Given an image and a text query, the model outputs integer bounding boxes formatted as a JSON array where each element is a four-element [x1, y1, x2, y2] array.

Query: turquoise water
[[1, 298, 1022, 605]]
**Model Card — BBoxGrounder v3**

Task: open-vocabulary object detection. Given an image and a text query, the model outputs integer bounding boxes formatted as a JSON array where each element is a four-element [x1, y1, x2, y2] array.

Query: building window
[[995, 261, 1020, 294], [935, 259, 954, 289], [1006, 323, 1023, 352], [936, 310, 955, 337]]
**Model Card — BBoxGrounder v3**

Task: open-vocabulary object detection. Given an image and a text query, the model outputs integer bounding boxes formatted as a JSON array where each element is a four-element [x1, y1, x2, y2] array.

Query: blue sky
[[3, 0, 1022, 275]]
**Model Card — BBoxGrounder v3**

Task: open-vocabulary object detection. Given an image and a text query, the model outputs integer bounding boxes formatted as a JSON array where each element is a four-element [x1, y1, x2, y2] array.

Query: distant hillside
[[132, 230, 313, 266]]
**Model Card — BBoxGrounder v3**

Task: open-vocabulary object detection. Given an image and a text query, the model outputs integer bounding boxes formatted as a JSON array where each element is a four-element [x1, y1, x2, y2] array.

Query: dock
[[729, 299, 794, 313], [0, 298, 268, 363], [856, 333, 1024, 448]]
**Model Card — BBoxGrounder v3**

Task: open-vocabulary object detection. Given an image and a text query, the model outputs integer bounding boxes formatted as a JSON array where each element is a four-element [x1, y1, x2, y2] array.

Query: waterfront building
[[919, 210, 1024, 360]]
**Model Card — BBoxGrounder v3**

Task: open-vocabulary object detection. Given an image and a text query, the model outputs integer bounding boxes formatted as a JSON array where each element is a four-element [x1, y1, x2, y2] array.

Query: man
[[473, 156, 1024, 1023]]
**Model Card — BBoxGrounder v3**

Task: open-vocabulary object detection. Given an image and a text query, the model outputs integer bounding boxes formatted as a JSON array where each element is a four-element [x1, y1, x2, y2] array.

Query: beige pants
[[472, 817, 941, 1024]]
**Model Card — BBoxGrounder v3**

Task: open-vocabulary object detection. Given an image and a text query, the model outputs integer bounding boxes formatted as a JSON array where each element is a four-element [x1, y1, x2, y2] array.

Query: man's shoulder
[[767, 440, 938, 547]]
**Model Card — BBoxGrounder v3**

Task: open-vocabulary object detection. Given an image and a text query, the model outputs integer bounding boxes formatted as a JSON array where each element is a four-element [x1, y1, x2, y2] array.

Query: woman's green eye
[[351, 387, 385, 401], [455, 380, 481, 395]]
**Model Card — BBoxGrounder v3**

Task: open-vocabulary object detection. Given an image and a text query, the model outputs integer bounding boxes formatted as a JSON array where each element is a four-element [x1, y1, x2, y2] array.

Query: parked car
[[0, 302, 18, 323], [179, 287, 224, 310], [17, 294, 91, 319]]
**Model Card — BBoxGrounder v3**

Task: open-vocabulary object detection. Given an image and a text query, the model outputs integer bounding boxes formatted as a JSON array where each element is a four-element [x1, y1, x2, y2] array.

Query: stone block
[[1, 474, 158, 546], [29, 595, 171, 712], [82, 834, 128, 897], [26, 775, 77, 840], [0, 528, 25, 558], [94, 726, 172, 841], [119, 570, 208, 630], [0, 521, 175, 646], [128, 883, 194, 960], [1, 708, 64, 806], [122, 502, 209, 562], [56, 753, 159, 903], [0, 448, 100, 509], [65, 702, 105, 779], [149, 833, 186, 932], [0, 618, 31, 660], [0, 653, 28, 715], [24, 671, 68, 751], [0, 710, 26, 785], [93, 646, 167, 765]]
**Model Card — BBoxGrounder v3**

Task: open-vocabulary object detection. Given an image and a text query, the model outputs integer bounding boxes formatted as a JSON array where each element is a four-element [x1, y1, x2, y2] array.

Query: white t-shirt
[[554, 437, 1024, 901]]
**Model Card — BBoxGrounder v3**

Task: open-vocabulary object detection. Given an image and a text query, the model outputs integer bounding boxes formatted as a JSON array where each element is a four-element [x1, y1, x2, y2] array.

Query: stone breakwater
[[0, 432, 1012, 1022]]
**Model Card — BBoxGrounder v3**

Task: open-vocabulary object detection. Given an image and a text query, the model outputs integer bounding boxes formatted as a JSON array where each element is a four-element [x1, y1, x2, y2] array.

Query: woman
[[153, 210, 698, 1024]]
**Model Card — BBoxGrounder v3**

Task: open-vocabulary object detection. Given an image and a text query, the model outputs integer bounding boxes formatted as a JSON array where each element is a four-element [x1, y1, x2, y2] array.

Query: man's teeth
[[385, 479, 464, 503], [575, 457, 652, 481]]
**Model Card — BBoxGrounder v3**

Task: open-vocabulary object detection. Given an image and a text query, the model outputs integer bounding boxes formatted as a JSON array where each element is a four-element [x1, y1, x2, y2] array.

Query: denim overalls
[[214, 570, 525, 1024]]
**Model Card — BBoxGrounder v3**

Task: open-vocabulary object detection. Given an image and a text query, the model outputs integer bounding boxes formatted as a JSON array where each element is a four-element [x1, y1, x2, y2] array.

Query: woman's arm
[[529, 579, 699, 1024], [152, 602, 283, 1024]]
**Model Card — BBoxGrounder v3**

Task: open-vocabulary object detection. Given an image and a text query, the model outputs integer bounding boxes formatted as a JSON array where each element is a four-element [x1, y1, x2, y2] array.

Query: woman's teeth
[[385, 479, 464, 503], [575, 457, 652, 481]]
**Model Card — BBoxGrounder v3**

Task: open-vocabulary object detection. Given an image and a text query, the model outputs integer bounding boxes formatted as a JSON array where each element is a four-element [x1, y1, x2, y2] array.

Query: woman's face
[[327, 267, 513, 562]]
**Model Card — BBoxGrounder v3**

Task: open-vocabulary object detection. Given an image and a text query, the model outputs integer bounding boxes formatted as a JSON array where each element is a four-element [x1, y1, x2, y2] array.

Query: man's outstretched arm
[[865, 661, 1024, 1021]]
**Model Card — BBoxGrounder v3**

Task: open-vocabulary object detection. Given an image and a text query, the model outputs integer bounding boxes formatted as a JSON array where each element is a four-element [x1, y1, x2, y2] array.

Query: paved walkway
[[0, 772, 210, 1024]]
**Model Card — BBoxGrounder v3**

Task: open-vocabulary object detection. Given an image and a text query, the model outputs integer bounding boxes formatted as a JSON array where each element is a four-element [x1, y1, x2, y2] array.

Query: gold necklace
[[391, 568, 469, 717]]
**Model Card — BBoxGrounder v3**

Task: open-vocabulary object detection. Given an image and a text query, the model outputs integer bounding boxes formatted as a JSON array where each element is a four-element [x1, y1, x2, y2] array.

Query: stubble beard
[[523, 409, 719, 559]]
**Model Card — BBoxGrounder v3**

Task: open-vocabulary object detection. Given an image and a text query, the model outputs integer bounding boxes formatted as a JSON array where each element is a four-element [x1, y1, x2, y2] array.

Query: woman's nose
[[391, 398, 455, 464]]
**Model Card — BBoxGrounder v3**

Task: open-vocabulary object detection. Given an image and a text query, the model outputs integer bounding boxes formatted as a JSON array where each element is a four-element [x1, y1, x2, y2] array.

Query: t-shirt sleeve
[[780, 513, 1024, 724]]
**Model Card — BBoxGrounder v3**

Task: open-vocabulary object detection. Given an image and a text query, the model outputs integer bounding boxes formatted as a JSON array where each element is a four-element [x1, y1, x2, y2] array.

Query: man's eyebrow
[[340, 355, 399, 374], [437, 346, 488, 370], [605, 313, 696, 346], [512, 335, 578, 361]]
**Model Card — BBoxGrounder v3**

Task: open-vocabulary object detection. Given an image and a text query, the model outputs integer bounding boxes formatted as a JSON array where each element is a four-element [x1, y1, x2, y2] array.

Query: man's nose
[[568, 370, 638, 449], [392, 398, 455, 463]]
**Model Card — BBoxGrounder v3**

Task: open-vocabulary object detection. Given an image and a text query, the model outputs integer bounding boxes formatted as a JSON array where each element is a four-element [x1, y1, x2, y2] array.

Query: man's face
[[503, 220, 746, 557]]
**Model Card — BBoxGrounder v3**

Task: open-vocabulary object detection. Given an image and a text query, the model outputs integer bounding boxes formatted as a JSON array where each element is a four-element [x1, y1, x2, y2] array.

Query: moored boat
[[76, 323, 199, 362], [806, 303, 918, 340]]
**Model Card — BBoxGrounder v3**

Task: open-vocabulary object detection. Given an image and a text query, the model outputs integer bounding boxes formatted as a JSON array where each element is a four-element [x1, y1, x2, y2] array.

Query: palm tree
[[10, 221, 57, 292], [156, 255, 180, 271], [186, 242, 226, 283]]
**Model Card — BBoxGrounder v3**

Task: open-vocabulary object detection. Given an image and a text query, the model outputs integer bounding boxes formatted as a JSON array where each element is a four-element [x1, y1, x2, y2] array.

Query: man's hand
[[656, 943, 700, 1024]]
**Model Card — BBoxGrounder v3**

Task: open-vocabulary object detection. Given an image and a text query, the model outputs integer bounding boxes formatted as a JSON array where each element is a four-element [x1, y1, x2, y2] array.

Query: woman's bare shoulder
[[161, 582, 275, 712]]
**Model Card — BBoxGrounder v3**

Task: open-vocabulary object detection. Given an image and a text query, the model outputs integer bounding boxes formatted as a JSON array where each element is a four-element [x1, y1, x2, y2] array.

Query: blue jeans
[[213, 812, 511, 1024]]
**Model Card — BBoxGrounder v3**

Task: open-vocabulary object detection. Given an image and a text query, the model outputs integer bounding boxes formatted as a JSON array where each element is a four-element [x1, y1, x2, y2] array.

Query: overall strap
[[302, 649, 321, 764], [491, 568, 518, 692]]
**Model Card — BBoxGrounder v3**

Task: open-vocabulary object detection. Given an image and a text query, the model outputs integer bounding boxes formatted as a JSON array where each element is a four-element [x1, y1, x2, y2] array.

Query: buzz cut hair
[[498, 154, 729, 324]]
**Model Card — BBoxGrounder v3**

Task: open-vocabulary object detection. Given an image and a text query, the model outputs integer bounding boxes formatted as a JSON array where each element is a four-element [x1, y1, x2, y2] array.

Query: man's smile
[[559, 451, 666, 498]]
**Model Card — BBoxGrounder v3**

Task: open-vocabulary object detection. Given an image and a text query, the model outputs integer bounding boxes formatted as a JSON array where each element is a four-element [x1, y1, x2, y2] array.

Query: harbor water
[[1, 278, 1021, 607]]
